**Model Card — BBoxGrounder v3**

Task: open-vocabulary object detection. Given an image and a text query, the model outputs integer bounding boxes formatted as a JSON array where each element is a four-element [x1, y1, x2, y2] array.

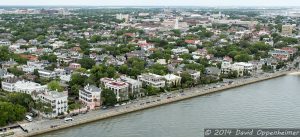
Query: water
[[37, 75, 300, 137]]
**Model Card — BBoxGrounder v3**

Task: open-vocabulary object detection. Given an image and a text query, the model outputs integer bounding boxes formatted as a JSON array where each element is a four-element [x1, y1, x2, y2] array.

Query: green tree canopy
[[101, 89, 117, 106], [47, 80, 64, 92]]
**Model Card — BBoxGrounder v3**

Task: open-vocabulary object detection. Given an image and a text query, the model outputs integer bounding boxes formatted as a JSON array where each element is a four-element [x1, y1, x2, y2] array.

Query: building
[[268, 49, 290, 61], [38, 69, 57, 78], [171, 47, 189, 55], [137, 73, 166, 88], [281, 25, 294, 36], [205, 67, 221, 77], [116, 14, 129, 22], [1, 77, 19, 92], [14, 80, 46, 94], [79, 84, 102, 110], [37, 90, 68, 118], [69, 63, 81, 70], [221, 62, 255, 76], [186, 70, 201, 81], [1, 77, 46, 94], [0, 39, 11, 46], [164, 74, 181, 87], [101, 78, 129, 101], [120, 76, 142, 97], [0, 69, 14, 79]]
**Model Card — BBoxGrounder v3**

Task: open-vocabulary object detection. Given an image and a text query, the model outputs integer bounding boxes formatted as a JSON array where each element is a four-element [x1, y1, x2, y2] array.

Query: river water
[[37, 75, 300, 137]]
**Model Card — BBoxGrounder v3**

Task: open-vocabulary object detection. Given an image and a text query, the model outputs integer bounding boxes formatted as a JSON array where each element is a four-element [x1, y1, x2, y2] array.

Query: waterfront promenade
[[14, 70, 296, 137]]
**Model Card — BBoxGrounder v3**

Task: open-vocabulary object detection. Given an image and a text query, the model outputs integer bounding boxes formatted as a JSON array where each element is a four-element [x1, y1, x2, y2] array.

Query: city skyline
[[1, 0, 300, 7]]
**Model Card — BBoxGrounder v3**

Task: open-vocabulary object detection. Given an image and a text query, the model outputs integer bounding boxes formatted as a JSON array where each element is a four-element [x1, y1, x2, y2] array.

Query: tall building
[[100, 78, 129, 101], [116, 14, 129, 22], [281, 25, 294, 36], [79, 84, 102, 110], [37, 90, 68, 118]]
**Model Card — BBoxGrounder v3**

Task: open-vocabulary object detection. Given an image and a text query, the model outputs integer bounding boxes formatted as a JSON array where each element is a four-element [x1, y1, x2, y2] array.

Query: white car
[[64, 117, 73, 122]]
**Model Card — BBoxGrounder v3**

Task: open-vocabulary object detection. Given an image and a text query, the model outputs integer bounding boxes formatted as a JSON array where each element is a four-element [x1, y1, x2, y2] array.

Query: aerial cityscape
[[0, 0, 300, 137]]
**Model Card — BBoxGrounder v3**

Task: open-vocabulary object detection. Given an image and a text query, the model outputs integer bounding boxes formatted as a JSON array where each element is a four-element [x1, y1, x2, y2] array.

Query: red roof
[[185, 40, 195, 44]]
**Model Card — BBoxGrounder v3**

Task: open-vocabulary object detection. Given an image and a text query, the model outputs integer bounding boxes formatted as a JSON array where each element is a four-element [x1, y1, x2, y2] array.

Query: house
[[185, 39, 201, 45], [221, 61, 254, 76], [137, 40, 155, 51], [38, 69, 57, 78], [171, 47, 189, 55], [120, 76, 142, 97], [69, 63, 81, 70], [22, 61, 45, 73], [1, 58, 18, 68], [0, 39, 11, 46], [268, 49, 290, 61], [0, 69, 14, 79], [1, 77, 20, 92], [192, 48, 208, 57], [223, 56, 233, 63], [1, 77, 46, 94], [100, 78, 129, 101], [36, 90, 68, 118], [164, 74, 181, 87], [281, 47, 298, 56], [186, 69, 201, 81], [205, 67, 221, 77], [137, 73, 165, 88], [79, 84, 102, 110]]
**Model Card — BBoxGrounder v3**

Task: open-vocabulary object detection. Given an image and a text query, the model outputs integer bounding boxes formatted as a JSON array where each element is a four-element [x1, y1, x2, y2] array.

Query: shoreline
[[20, 70, 295, 137]]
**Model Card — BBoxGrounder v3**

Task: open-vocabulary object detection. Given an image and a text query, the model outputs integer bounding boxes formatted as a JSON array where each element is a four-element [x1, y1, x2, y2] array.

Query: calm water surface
[[38, 75, 300, 137]]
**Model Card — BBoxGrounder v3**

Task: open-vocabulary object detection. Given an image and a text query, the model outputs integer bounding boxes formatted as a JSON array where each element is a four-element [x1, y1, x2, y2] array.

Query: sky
[[0, 0, 300, 7]]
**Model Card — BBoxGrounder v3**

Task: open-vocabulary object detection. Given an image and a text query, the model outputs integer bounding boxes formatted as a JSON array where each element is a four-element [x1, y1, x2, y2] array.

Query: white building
[[37, 90, 68, 118], [22, 61, 45, 73], [120, 76, 142, 97], [51, 41, 65, 49], [164, 74, 181, 87], [281, 25, 294, 36], [116, 14, 129, 22], [1, 77, 46, 94], [79, 84, 102, 110], [0, 39, 11, 46], [101, 78, 129, 101], [38, 69, 57, 78], [171, 47, 189, 55], [221, 61, 255, 76], [137, 73, 165, 88]]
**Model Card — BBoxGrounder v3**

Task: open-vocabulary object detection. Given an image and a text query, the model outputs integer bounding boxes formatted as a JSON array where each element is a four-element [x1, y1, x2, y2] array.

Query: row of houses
[[1, 77, 68, 118]]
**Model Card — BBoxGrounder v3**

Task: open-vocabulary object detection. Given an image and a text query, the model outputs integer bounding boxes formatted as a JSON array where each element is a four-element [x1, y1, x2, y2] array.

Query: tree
[[39, 54, 57, 63], [0, 46, 10, 62], [47, 80, 64, 92], [34, 100, 52, 115], [180, 72, 193, 88], [33, 69, 40, 77], [149, 64, 168, 75], [0, 102, 26, 126], [70, 84, 80, 96], [101, 89, 117, 106], [7, 92, 34, 111], [70, 73, 88, 87], [78, 57, 95, 69], [7, 67, 24, 76], [234, 54, 252, 62], [145, 86, 161, 96]]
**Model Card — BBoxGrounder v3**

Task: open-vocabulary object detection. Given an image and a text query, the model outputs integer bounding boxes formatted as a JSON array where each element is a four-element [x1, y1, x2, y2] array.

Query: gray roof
[[205, 67, 221, 75], [86, 85, 101, 92]]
